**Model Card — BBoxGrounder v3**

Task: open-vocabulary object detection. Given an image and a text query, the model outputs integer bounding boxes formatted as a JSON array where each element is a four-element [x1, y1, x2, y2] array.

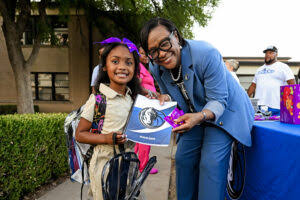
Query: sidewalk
[[37, 145, 173, 200]]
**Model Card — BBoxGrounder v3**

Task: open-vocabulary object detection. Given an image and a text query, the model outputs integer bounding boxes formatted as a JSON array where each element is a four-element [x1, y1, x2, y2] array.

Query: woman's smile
[[159, 52, 173, 65]]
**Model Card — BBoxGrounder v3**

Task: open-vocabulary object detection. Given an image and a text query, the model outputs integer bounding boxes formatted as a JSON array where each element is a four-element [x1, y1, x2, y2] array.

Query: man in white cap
[[247, 45, 295, 115]]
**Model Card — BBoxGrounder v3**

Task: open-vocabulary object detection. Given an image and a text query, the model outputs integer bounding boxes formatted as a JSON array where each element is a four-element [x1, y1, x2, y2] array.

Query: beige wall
[[35, 15, 91, 113], [224, 57, 300, 75], [0, 47, 69, 103], [236, 65, 299, 75], [0, 38, 17, 102], [23, 47, 69, 72], [0, 15, 91, 113], [68, 15, 90, 111]]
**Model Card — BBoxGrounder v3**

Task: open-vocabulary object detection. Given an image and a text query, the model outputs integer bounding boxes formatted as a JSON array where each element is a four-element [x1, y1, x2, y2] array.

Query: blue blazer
[[150, 40, 254, 146]]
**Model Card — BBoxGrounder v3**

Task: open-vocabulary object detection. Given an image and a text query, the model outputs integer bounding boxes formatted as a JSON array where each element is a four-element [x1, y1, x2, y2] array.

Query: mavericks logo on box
[[139, 107, 166, 129]]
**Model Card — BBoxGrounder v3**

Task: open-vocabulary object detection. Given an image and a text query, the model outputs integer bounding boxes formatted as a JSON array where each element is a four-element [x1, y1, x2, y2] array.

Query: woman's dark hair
[[95, 43, 142, 99], [140, 17, 186, 54]]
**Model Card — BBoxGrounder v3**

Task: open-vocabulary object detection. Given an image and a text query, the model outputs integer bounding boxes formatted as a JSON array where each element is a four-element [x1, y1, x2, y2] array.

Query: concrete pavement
[[37, 145, 173, 200]]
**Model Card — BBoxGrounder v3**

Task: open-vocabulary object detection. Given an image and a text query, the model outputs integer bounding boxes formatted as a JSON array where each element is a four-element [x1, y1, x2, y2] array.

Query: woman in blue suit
[[140, 18, 254, 200]]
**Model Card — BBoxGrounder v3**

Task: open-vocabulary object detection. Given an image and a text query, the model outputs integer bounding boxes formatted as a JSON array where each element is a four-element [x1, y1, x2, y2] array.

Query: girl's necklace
[[169, 65, 182, 82]]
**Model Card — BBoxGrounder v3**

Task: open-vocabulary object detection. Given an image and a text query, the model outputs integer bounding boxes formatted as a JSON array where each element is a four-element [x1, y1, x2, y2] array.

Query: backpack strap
[[93, 92, 125, 154], [91, 91, 107, 134], [81, 92, 107, 169]]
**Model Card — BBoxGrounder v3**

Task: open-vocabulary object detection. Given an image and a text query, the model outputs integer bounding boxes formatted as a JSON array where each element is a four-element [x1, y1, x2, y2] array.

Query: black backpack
[[101, 134, 157, 200]]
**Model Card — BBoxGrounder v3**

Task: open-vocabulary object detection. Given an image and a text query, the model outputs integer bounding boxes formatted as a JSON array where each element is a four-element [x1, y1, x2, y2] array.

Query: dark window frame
[[31, 72, 69, 101], [21, 16, 68, 46]]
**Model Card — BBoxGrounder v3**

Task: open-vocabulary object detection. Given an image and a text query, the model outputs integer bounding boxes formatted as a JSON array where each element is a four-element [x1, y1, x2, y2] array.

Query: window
[[21, 16, 68, 46], [31, 72, 69, 101]]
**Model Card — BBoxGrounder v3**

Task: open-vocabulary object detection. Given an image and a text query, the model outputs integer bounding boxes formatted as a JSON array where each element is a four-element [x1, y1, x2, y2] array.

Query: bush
[[0, 113, 68, 200], [0, 105, 40, 115]]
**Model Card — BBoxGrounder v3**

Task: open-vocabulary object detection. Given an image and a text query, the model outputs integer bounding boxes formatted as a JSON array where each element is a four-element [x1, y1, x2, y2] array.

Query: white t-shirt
[[91, 65, 99, 86], [253, 61, 294, 109], [230, 71, 240, 83]]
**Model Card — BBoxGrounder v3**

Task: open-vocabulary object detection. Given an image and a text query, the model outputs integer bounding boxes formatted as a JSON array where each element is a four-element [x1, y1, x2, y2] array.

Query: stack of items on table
[[252, 84, 300, 123]]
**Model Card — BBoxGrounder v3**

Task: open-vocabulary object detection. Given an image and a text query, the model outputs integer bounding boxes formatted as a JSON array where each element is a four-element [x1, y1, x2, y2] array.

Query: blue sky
[[193, 0, 300, 61]]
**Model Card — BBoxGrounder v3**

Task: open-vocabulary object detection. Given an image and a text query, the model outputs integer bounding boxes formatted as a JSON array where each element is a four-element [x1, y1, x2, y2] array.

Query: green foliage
[[0, 105, 39, 115], [57, 0, 220, 42], [0, 113, 68, 200]]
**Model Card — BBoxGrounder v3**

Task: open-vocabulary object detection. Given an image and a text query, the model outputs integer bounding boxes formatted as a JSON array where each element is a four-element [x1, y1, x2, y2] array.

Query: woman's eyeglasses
[[148, 31, 174, 61]]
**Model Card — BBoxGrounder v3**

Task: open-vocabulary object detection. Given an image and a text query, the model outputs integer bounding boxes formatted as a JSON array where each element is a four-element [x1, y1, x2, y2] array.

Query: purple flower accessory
[[94, 37, 140, 56], [164, 107, 185, 128]]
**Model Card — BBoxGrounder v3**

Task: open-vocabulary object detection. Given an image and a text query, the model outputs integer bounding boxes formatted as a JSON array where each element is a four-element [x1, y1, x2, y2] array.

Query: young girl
[[75, 38, 142, 200]]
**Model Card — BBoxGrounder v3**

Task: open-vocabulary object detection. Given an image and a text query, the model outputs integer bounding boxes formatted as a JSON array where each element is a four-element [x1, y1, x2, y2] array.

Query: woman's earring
[[179, 44, 182, 49]]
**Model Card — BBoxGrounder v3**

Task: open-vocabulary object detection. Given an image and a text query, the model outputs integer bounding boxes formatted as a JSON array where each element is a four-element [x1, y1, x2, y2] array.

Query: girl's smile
[[115, 72, 129, 78]]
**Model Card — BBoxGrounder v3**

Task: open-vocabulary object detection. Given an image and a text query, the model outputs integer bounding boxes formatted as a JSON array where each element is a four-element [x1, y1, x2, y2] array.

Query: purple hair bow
[[94, 37, 140, 56]]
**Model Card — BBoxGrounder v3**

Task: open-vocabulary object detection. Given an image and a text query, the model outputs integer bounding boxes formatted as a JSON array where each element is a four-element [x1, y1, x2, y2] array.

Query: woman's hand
[[105, 132, 126, 144], [146, 90, 159, 99], [142, 88, 159, 99], [172, 112, 204, 134], [157, 93, 171, 105], [141, 88, 171, 104]]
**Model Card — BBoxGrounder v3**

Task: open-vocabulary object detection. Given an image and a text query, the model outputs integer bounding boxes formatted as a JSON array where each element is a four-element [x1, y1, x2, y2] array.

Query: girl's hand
[[105, 132, 126, 144], [172, 112, 204, 134], [157, 93, 171, 105]]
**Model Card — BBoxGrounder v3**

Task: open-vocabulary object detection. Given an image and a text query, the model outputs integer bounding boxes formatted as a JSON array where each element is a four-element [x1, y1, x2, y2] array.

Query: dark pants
[[175, 125, 233, 200]]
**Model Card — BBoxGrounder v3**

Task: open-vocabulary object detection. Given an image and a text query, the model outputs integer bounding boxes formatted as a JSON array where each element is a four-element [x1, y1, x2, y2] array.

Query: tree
[[0, 0, 50, 113], [60, 0, 219, 42], [0, 0, 219, 113]]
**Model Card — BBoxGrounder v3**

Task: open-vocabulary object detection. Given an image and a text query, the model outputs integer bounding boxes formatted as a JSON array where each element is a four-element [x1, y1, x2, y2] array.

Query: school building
[[0, 14, 299, 113], [0, 13, 108, 113]]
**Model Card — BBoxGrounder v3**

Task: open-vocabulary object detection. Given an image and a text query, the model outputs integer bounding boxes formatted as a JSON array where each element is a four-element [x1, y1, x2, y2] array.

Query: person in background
[[140, 17, 254, 200], [225, 59, 240, 83], [247, 45, 295, 115], [134, 46, 158, 174], [91, 46, 105, 94]]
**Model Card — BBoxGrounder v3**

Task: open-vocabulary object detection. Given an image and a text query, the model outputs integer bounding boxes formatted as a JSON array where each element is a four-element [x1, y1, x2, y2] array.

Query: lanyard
[[175, 81, 196, 113]]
